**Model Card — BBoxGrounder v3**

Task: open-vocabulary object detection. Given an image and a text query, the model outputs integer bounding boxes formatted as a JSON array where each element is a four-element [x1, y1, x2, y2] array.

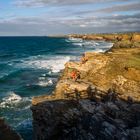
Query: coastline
[[31, 33, 140, 139], [32, 33, 140, 105]]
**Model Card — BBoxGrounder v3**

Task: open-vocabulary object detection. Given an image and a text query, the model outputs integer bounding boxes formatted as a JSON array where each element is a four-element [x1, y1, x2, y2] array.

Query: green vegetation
[[113, 40, 133, 48], [127, 54, 140, 69]]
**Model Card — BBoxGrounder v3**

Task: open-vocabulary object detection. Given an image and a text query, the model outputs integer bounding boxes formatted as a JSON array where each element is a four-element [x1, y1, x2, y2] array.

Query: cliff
[[31, 33, 140, 140], [69, 33, 140, 50], [32, 47, 140, 105]]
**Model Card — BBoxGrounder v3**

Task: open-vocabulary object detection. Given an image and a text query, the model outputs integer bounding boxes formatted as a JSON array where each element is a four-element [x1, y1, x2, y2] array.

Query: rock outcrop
[[33, 47, 140, 105], [32, 33, 140, 140], [32, 98, 140, 140], [69, 33, 140, 50], [0, 118, 21, 140]]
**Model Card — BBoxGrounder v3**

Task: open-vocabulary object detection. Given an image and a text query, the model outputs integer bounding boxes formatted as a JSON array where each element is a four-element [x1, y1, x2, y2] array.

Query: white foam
[[94, 49, 104, 52], [18, 55, 71, 73], [41, 73, 46, 77], [38, 78, 53, 87], [72, 43, 83, 46], [67, 37, 113, 52], [67, 37, 83, 42], [38, 76, 46, 80], [106, 43, 114, 48], [95, 42, 100, 46], [71, 39, 101, 49], [0, 91, 31, 108], [0, 92, 21, 108], [16, 41, 113, 73]]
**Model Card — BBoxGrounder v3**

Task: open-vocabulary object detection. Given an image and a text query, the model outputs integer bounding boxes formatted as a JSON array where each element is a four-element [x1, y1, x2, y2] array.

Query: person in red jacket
[[71, 70, 77, 81]]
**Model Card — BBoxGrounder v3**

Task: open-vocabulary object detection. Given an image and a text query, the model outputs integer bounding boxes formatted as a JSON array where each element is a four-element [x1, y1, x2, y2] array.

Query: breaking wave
[[37, 78, 54, 87], [0, 91, 31, 108], [18, 55, 71, 73], [66, 37, 113, 52], [66, 37, 83, 42]]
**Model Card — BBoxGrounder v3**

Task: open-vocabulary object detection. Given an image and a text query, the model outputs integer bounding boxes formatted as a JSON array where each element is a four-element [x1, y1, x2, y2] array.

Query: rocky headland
[[31, 33, 140, 140]]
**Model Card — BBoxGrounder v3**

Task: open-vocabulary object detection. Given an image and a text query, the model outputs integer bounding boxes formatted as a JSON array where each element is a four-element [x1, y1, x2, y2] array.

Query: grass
[[106, 48, 140, 79], [127, 55, 140, 69]]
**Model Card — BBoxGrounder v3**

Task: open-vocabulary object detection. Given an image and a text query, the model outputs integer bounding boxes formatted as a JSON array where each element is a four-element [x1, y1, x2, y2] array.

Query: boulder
[[0, 118, 21, 140], [32, 99, 140, 140]]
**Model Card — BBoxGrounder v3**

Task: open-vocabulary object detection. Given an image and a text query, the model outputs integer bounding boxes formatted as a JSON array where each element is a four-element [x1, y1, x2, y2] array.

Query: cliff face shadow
[[31, 90, 140, 140]]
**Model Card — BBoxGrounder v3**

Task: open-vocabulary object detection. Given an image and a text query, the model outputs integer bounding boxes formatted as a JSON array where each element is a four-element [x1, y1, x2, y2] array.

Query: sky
[[0, 0, 140, 36]]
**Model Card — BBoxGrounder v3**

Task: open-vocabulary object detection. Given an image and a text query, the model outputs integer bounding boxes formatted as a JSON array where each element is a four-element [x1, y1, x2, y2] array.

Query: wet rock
[[0, 118, 21, 140]]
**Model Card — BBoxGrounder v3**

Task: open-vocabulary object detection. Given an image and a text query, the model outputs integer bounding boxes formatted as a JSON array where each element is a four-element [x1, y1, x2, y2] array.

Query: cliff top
[[32, 47, 140, 105]]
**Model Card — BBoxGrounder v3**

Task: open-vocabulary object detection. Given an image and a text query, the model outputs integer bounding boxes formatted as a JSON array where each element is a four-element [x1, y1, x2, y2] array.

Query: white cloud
[[96, 2, 140, 13], [13, 0, 131, 7], [0, 13, 140, 35], [1, 0, 140, 35]]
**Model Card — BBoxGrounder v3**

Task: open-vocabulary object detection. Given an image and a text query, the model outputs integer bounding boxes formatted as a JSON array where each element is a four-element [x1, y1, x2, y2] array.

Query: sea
[[0, 36, 113, 140]]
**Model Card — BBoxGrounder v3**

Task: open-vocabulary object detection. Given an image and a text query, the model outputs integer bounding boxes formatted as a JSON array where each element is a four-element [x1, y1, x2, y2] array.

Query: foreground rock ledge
[[31, 99, 140, 140], [0, 118, 21, 140]]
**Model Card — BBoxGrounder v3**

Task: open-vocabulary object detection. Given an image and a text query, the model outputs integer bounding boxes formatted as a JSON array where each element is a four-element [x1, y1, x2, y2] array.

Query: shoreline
[[32, 33, 140, 105]]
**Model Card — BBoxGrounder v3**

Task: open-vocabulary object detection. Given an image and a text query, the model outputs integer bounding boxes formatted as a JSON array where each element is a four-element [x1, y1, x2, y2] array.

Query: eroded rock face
[[0, 118, 21, 140], [31, 98, 140, 140]]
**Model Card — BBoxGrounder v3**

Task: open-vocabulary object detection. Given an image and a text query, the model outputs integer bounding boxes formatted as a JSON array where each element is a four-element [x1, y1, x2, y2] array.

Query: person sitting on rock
[[70, 70, 77, 81], [70, 70, 80, 82], [80, 54, 88, 65]]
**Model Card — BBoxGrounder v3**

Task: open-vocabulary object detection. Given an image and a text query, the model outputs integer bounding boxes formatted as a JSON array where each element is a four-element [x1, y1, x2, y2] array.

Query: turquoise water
[[0, 36, 112, 139]]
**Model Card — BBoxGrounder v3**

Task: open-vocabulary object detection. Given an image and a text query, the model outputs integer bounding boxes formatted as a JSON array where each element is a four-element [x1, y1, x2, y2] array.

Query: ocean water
[[0, 36, 113, 139]]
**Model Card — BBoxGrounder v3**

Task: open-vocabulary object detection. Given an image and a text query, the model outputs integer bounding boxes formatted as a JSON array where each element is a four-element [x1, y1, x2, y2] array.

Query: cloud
[[13, 0, 131, 7], [96, 2, 140, 13], [1, 0, 140, 35], [0, 13, 140, 35], [73, 1, 140, 17]]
